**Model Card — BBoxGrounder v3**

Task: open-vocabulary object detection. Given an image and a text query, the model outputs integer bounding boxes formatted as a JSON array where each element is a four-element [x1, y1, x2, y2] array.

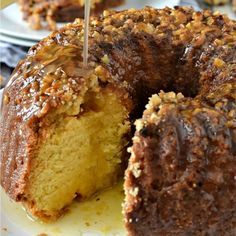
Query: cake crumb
[[135, 119, 144, 131], [131, 163, 142, 178], [129, 187, 139, 197], [85, 222, 90, 227]]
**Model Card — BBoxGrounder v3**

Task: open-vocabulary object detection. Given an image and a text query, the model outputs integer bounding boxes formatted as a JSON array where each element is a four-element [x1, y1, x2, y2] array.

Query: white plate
[[0, 0, 180, 42], [0, 33, 36, 47]]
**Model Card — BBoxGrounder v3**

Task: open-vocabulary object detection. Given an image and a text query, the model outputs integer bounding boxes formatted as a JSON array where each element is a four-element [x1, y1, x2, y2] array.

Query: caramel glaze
[[0, 6, 235, 229]]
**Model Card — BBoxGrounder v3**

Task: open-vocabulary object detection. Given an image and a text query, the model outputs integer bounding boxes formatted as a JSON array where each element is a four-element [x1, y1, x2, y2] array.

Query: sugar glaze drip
[[83, 0, 91, 68]]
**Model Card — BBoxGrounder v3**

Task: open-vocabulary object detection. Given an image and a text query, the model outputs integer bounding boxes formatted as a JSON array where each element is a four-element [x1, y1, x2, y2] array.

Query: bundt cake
[[0, 6, 235, 234], [18, 0, 124, 30]]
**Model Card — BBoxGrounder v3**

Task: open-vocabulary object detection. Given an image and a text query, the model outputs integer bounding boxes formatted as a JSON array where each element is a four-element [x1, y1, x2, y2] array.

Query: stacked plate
[[0, 0, 179, 47], [0, 3, 63, 47]]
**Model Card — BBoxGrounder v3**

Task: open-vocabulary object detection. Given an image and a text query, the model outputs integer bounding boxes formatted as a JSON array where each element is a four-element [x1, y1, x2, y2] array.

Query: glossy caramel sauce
[[1, 182, 125, 235], [83, 0, 91, 67]]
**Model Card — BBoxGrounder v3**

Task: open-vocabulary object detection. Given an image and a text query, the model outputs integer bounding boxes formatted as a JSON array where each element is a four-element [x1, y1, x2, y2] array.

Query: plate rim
[[0, 33, 36, 47]]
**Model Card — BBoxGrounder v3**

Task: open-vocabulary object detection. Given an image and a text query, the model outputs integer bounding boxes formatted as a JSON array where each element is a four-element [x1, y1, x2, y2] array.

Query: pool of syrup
[[1, 182, 125, 236]]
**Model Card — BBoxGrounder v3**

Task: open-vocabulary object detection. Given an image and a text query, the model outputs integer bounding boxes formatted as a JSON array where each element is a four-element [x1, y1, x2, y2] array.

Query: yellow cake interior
[[25, 89, 130, 219]]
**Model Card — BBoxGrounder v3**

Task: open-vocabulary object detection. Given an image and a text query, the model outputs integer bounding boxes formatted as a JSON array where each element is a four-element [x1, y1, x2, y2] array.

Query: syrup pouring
[[83, 0, 91, 68]]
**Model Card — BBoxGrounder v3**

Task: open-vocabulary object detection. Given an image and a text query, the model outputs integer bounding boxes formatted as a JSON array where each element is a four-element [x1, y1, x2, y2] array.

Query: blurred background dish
[[17, 0, 124, 30], [201, 0, 236, 18], [0, 32, 35, 47], [0, 3, 65, 41]]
